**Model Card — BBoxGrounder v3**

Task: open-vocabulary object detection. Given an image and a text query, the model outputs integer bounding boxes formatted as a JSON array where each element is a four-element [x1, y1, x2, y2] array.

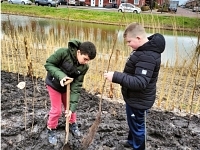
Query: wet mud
[[1, 71, 200, 150]]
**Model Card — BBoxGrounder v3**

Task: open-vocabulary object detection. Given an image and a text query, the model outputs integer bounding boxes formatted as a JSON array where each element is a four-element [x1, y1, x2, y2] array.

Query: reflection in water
[[1, 14, 198, 66]]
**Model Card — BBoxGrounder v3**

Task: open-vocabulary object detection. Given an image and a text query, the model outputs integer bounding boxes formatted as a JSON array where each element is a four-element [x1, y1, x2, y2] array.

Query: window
[[121, 0, 127, 3], [134, 0, 139, 5]]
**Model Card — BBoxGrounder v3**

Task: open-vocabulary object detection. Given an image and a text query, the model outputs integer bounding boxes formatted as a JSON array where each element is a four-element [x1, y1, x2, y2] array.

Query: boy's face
[[125, 34, 140, 50], [77, 50, 90, 64]]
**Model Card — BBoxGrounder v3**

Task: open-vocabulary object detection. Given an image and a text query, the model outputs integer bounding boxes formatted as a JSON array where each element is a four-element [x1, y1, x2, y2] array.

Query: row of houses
[[81, 0, 164, 7], [185, 0, 200, 7]]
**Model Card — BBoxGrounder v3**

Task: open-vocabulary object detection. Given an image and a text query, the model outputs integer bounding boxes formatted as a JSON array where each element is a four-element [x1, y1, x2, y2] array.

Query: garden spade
[[62, 79, 73, 150]]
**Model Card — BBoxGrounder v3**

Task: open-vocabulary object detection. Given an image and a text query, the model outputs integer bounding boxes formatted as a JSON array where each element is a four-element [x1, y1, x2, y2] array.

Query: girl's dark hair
[[79, 41, 96, 60]]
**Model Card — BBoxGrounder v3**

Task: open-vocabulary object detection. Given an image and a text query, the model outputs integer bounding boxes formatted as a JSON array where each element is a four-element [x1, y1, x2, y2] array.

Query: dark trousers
[[126, 104, 146, 150]]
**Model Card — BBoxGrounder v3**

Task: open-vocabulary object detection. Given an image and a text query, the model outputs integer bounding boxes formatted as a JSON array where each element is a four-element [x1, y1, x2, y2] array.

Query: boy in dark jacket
[[44, 39, 96, 144], [104, 23, 165, 150]]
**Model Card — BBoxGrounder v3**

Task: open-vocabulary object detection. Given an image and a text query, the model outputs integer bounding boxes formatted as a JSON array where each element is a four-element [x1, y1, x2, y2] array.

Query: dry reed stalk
[[100, 54, 105, 94], [158, 61, 169, 107], [115, 51, 124, 99], [173, 61, 186, 110], [180, 71, 191, 111], [186, 86, 196, 113], [114, 49, 120, 69], [194, 96, 200, 113], [165, 60, 178, 110], [1, 41, 5, 70], [31, 79, 36, 131], [14, 31, 21, 78], [3, 42, 8, 70], [172, 17, 177, 34], [156, 16, 161, 33], [187, 36, 200, 113], [9, 39, 16, 72], [150, 14, 155, 33], [101, 48, 105, 77], [140, 16, 144, 27], [187, 66, 199, 125], [94, 57, 99, 92], [23, 75, 27, 130], [5, 40, 11, 72], [2, 41, 6, 70]]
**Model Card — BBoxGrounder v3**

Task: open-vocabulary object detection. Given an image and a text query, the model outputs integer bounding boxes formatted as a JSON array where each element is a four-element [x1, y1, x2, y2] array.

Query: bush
[[80, 1, 85, 6], [157, 7, 169, 12], [154, 2, 159, 9], [141, 5, 150, 11]]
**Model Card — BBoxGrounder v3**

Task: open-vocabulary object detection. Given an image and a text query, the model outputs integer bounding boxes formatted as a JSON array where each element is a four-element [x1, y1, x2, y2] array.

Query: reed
[[158, 61, 168, 107], [173, 60, 186, 110], [1, 15, 199, 115], [164, 60, 177, 110]]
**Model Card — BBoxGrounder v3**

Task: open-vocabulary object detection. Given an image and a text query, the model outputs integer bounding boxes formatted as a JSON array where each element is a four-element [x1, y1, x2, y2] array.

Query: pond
[[1, 14, 198, 66]]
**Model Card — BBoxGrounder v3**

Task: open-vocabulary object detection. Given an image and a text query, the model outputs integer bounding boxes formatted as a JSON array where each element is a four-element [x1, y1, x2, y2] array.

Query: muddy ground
[[1, 70, 200, 150]]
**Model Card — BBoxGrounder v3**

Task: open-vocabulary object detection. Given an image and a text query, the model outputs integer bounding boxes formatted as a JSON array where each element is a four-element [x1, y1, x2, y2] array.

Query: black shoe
[[69, 123, 81, 137], [119, 140, 132, 148], [47, 128, 57, 145]]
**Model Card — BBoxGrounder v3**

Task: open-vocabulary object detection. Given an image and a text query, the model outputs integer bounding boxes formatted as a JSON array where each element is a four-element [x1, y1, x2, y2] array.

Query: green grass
[[1, 3, 200, 31]]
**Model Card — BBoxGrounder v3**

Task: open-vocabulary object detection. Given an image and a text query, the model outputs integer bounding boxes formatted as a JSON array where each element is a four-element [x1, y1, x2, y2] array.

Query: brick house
[[84, 0, 143, 7], [84, 0, 163, 8], [185, 0, 200, 8]]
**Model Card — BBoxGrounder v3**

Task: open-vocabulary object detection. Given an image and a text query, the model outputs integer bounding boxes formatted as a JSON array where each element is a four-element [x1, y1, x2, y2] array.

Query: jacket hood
[[139, 33, 165, 53], [68, 39, 82, 61]]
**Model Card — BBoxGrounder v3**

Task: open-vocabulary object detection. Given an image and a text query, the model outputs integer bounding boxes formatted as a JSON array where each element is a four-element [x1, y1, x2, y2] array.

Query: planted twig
[[81, 35, 117, 150], [24, 37, 34, 77]]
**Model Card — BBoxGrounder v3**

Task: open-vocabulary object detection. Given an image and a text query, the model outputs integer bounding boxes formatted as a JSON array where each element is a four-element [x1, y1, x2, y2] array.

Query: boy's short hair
[[79, 41, 96, 60], [123, 22, 146, 38]]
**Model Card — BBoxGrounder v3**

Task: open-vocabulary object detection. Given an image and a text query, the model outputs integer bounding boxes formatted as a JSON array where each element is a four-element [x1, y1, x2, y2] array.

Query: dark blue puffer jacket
[[112, 33, 165, 109]]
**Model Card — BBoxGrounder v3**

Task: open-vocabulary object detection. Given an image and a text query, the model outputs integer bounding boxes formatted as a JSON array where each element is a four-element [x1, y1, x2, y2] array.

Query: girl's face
[[77, 50, 90, 65]]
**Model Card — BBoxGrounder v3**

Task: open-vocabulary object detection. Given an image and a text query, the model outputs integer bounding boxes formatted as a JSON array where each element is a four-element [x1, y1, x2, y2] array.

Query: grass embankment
[[1, 3, 200, 32]]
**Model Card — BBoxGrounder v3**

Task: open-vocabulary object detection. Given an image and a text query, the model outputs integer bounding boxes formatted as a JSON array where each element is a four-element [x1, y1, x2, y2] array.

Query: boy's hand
[[60, 76, 73, 87], [104, 72, 114, 82], [65, 110, 72, 118]]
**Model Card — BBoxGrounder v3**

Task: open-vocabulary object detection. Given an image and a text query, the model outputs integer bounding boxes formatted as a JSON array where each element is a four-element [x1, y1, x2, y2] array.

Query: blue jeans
[[126, 104, 147, 150]]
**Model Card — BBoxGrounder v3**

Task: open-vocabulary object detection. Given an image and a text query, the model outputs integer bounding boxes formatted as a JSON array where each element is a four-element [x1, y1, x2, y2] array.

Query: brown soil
[[1, 71, 200, 150]]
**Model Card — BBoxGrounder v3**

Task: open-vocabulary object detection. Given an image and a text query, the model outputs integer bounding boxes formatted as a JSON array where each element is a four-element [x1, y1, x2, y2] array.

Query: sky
[[178, 0, 188, 5]]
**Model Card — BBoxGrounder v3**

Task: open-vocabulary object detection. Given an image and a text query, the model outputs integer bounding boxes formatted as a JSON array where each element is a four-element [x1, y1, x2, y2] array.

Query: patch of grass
[[1, 3, 200, 31]]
